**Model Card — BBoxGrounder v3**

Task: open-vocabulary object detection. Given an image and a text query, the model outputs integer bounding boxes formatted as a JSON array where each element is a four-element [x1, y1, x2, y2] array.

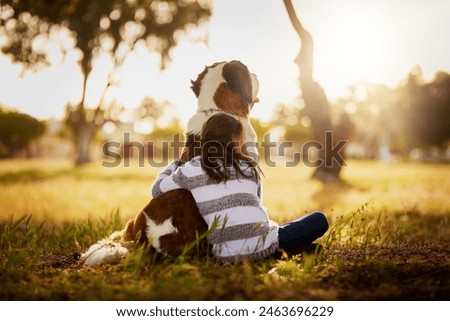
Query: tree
[[332, 82, 395, 159], [0, 108, 46, 157], [271, 102, 312, 143], [0, 0, 211, 165], [402, 70, 450, 152], [283, 0, 347, 181]]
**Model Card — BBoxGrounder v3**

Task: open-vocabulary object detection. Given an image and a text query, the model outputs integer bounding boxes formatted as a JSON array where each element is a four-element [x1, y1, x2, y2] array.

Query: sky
[[0, 0, 449, 125]]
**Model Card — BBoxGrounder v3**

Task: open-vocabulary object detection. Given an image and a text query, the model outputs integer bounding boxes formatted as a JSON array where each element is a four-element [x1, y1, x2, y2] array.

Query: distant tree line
[[0, 108, 46, 157], [322, 69, 449, 160], [401, 70, 450, 152]]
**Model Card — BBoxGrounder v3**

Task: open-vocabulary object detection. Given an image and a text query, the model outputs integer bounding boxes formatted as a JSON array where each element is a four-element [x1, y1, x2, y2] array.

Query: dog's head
[[190, 60, 259, 118]]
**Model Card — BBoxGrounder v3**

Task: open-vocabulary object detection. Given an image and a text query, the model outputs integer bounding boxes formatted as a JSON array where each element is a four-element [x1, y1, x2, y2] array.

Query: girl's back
[[152, 114, 279, 262]]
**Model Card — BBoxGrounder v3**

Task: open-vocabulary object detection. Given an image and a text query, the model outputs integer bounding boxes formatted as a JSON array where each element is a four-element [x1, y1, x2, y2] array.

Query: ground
[[0, 158, 448, 300]]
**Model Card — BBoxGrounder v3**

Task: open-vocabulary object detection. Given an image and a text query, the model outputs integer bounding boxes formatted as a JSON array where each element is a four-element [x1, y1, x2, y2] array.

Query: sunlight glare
[[84, 54, 114, 109], [102, 121, 116, 135], [134, 117, 154, 134], [314, 2, 396, 98]]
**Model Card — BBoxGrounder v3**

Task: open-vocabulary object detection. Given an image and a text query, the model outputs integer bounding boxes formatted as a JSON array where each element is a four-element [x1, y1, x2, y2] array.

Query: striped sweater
[[151, 156, 279, 262]]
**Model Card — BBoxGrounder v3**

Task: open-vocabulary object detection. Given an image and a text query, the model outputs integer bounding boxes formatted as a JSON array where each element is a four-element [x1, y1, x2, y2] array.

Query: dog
[[183, 60, 260, 161], [80, 60, 260, 266]]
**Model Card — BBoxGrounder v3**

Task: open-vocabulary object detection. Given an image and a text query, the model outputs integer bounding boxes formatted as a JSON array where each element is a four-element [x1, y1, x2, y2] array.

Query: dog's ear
[[190, 66, 209, 97], [222, 61, 253, 105], [191, 62, 224, 97]]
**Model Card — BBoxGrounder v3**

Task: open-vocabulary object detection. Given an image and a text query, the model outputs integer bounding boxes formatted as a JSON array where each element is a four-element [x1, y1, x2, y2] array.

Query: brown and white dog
[[184, 60, 260, 161], [80, 60, 260, 266]]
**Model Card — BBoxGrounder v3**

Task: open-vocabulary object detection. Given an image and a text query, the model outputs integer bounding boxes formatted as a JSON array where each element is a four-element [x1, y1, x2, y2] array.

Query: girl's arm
[[151, 160, 185, 198], [257, 180, 263, 201]]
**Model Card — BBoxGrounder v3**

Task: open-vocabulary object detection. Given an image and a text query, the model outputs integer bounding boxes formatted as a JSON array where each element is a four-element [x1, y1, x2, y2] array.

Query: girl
[[151, 114, 328, 262]]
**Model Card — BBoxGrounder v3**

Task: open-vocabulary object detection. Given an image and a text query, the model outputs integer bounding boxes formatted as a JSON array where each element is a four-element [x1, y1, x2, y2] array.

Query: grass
[[0, 158, 449, 300]]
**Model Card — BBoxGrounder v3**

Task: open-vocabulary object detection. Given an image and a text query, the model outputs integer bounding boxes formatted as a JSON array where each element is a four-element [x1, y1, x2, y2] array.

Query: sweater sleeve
[[151, 160, 185, 198], [257, 180, 263, 201]]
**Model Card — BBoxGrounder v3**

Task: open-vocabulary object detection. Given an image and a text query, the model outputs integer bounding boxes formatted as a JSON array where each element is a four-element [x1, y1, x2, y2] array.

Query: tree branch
[[283, 0, 308, 39], [283, 0, 314, 80]]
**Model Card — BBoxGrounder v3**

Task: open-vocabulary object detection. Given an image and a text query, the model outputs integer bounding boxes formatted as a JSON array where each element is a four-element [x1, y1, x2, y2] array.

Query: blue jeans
[[278, 211, 329, 253]]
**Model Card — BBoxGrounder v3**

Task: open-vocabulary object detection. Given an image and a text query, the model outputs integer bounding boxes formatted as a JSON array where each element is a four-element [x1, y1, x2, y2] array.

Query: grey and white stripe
[[196, 193, 260, 216], [209, 222, 270, 244], [151, 156, 279, 262]]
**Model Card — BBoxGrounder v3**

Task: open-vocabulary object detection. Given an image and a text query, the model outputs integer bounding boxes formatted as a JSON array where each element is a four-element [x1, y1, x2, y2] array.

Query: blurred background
[[0, 0, 448, 166]]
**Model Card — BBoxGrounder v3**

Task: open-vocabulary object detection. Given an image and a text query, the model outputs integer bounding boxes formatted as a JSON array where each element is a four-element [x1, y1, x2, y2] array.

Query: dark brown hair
[[200, 114, 259, 183]]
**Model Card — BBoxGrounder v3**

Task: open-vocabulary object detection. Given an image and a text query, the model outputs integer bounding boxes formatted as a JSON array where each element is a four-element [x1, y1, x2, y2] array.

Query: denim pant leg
[[278, 211, 329, 252]]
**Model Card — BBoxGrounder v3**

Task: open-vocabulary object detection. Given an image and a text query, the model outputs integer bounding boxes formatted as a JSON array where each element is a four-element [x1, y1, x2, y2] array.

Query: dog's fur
[[80, 60, 260, 266]]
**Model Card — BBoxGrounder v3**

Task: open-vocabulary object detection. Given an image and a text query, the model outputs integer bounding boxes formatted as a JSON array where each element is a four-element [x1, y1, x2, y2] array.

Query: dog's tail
[[80, 212, 147, 266], [79, 230, 130, 266]]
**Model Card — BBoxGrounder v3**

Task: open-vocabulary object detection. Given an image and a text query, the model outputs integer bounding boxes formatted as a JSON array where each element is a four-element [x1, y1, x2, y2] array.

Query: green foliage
[[150, 120, 185, 139], [325, 202, 400, 257], [269, 103, 313, 143], [402, 71, 450, 150], [283, 123, 311, 143], [333, 70, 450, 157], [250, 118, 272, 141], [0, 109, 46, 157], [0, 0, 212, 164], [0, 0, 211, 69]]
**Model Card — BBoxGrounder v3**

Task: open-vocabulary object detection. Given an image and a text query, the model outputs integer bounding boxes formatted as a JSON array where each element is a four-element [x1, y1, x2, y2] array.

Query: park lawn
[[0, 158, 449, 300]]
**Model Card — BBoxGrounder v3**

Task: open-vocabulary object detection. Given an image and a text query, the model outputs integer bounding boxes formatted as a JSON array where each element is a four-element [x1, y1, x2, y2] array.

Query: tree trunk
[[66, 101, 98, 166], [66, 66, 100, 166], [73, 122, 96, 166], [283, 0, 342, 181]]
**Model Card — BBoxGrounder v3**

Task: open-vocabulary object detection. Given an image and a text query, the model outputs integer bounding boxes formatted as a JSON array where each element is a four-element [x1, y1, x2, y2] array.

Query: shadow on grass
[[322, 244, 450, 300], [310, 178, 367, 210]]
